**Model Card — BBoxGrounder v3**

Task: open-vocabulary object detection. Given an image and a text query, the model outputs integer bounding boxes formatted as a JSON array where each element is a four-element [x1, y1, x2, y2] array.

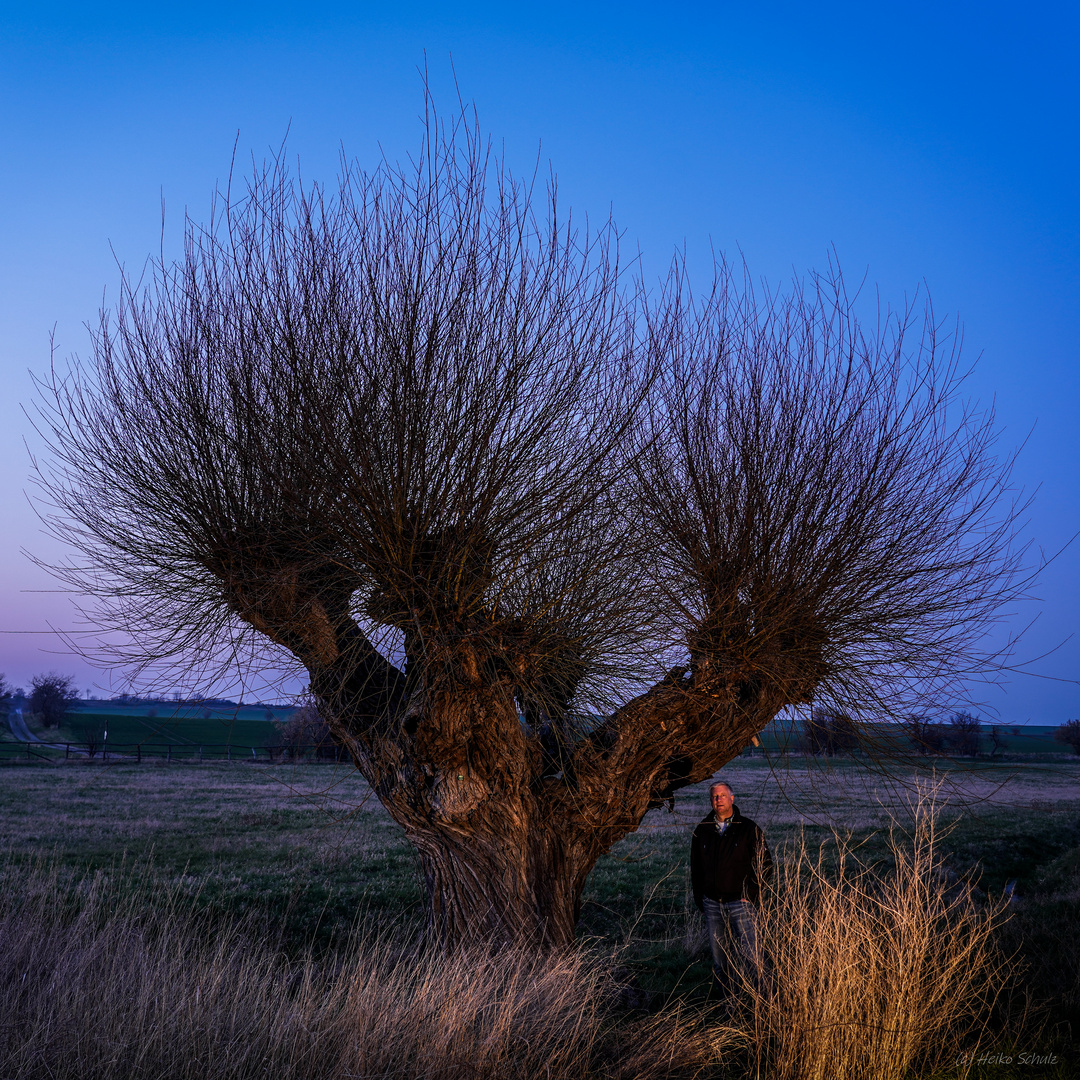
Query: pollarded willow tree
[[33, 103, 1026, 948]]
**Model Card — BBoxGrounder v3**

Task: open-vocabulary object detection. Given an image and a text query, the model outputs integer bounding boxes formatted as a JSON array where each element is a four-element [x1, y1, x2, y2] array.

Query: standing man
[[690, 780, 771, 997]]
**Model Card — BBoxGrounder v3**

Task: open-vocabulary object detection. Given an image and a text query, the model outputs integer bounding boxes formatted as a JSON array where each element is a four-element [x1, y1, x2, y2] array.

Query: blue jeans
[[702, 897, 763, 994]]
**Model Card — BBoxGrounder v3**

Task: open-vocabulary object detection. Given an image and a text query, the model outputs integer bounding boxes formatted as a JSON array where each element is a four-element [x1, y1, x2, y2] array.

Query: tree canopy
[[32, 101, 1028, 947]]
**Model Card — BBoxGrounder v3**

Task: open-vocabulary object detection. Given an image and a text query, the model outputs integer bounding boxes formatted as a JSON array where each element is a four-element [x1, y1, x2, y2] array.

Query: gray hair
[[709, 780, 733, 796]]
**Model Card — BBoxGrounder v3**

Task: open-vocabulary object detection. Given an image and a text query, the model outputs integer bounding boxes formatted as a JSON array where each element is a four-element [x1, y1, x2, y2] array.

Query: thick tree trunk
[[406, 813, 588, 948], [335, 675, 786, 949], [343, 688, 602, 948], [230, 578, 802, 950]]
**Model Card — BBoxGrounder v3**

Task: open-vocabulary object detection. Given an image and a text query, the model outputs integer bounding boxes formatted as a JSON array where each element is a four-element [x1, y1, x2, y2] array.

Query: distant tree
[[28, 673, 81, 729], [1054, 720, 1080, 755], [901, 715, 947, 755], [269, 703, 342, 761], [988, 724, 1007, 757], [31, 98, 1032, 949], [947, 711, 982, 758], [0, 675, 11, 722], [802, 710, 828, 756], [803, 708, 859, 756]]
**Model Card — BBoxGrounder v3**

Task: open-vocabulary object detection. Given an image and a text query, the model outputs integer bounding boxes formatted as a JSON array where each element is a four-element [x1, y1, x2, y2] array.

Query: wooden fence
[[0, 741, 346, 764]]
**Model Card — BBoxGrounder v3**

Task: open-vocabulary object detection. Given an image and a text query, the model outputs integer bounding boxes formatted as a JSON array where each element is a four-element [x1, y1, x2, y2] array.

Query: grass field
[[70, 700, 296, 722], [1, 754, 1078, 1076], [5, 703, 1075, 763], [0, 703, 291, 758]]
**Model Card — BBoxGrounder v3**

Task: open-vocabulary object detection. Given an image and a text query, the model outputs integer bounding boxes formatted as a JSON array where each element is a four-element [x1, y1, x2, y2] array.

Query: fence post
[[167, 745, 171, 762], [65, 744, 69, 760], [137, 744, 142, 764], [199, 746, 203, 762], [227, 744, 231, 762]]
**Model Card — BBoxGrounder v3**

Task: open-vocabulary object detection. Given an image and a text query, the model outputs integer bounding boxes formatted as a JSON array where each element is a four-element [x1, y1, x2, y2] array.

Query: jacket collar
[[709, 803, 742, 825]]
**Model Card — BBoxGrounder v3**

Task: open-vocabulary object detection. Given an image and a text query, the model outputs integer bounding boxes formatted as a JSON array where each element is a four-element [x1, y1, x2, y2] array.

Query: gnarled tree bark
[[222, 562, 812, 948]]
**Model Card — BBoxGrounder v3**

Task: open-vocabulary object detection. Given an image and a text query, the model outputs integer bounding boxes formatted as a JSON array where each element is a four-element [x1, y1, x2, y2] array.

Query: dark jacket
[[690, 804, 771, 910]]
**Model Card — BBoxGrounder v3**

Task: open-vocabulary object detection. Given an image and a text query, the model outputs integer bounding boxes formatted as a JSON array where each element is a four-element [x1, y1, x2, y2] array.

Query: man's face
[[710, 785, 734, 819]]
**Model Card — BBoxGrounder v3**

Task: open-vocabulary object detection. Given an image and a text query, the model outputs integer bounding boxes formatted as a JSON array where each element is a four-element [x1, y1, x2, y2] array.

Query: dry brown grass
[[724, 790, 1012, 1080], [0, 770, 1050, 1079], [0, 859, 727, 1080]]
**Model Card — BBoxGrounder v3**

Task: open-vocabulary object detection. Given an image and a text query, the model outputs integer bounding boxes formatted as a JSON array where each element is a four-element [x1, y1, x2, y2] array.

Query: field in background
[[4, 702, 1074, 761], [747, 721, 1069, 757], [70, 699, 294, 722], [0, 700, 297, 758]]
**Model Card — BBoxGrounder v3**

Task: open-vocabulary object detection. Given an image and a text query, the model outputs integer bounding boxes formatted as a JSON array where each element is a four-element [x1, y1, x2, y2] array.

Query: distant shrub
[[72, 717, 107, 757], [1054, 719, 1080, 755], [268, 703, 344, 761]]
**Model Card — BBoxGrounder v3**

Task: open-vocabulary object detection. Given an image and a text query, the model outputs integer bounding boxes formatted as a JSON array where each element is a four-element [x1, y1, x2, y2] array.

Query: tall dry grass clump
[[0, 859, 722, 1080], [734, 792, 1011, 1080]]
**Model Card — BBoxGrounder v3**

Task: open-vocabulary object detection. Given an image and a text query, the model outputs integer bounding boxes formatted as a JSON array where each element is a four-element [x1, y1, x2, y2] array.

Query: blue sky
[[0, 2, 1076, 718]]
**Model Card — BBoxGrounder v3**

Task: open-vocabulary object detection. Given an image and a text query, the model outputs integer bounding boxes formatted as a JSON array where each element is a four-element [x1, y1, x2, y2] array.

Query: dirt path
[[7, 707, 42, 742], [5, 707, 88, 754]]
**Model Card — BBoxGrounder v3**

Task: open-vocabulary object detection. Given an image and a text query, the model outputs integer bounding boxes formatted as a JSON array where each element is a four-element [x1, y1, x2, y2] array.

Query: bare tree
[[73, 715, 107, 757], [901, 715, 946, 756], [28, 673, 81, 730], [269, 701, 343, 761], [947, 711, 983, 758], [988, 723, 1007, 757], [802, 708, 859, 757], [31, 99, 1028, 949], [1054, 720, 1080, 755]]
